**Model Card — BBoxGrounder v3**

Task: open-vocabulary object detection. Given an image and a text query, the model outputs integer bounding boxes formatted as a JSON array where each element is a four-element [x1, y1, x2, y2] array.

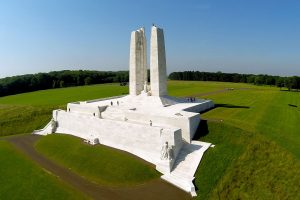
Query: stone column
[[129, 28, 147, 96], [141, 28, 148, 85], [150, 26, 167, 96]]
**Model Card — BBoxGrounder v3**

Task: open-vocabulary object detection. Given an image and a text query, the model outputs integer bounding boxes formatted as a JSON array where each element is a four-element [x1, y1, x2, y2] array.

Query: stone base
[[33, 94, 214, 196]]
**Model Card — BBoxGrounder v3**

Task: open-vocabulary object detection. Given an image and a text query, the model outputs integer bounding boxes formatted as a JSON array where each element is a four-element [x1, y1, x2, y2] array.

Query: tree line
[[0, 70, 129, 97], [169, 71, 300, 90], [1, 69, 299, 98]]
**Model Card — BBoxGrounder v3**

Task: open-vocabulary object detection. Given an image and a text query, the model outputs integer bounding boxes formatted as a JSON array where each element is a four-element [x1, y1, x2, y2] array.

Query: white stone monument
[[129, 28, 147, 96], [33, 25, 214, 197], [150, 25, 167, 96]]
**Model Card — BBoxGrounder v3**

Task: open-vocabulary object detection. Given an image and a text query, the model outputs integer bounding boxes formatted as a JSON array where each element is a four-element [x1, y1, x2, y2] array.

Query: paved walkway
[[7, 135, 191, 200]]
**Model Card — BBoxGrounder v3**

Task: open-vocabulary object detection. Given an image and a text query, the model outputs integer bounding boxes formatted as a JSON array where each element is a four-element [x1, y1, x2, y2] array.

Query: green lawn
[[0, 83, 128, 106], [201, 87, 300, 158], [0, 140, 86, 200], [194, 122, 300, 200], [35, 134, 160, 186], [0, 83, 128, 136], [0, 81, 299, 199]]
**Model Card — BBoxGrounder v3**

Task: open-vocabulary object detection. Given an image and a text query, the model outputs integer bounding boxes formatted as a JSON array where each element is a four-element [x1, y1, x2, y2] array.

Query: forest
[[0, 70, 129, 97], [169, 71, 300, 90], [0, 70, 299, 97]]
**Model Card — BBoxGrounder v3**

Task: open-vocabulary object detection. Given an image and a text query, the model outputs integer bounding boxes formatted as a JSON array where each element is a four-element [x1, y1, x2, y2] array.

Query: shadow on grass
[[193, 120, 209, 140], [288, 104, 298, 107], [215, 104, 250, 109], [280, 89, 300, 92], [199, 104, 250, 115]]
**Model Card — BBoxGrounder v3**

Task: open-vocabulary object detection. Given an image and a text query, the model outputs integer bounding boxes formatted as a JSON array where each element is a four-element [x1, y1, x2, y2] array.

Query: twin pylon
[[129, 25, 167, 97]]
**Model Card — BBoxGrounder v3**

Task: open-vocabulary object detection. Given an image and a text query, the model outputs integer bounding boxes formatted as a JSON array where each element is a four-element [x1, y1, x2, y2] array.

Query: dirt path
[[7, 135, 191, 200]]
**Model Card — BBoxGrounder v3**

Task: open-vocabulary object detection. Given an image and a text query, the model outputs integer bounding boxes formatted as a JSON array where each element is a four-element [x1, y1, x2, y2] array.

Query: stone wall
[[53, 110, 182, 171]]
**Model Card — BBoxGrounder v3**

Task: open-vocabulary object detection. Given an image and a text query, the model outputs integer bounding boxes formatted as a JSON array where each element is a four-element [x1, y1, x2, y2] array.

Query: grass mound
[[0, 81, 299, 199], [35, 134, 160, 186], [0, 140, 85, 200], [194, 122, 300, 200], [0, 83, 128, 137], [0, 105, 54, 136]]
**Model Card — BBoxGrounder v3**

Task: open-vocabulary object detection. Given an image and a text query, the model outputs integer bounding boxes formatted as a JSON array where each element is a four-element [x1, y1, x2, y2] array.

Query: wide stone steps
[[101, 107, 125, 120], [161, 141, 211, 197]]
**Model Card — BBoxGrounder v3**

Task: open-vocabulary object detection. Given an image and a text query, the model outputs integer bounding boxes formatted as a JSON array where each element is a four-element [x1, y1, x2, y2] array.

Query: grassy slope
[[0, 81, 299, 199], [35, 134, 160, 186], [193, 85, 300, 199], [194, 122, 300, 200], [168, 80, 261, 97], [0, 83, 128, 106], [0, 140, 86, 200], [202, 87, 300, 158], [0, 84, 128, 136], [193, 122, 248, 199]]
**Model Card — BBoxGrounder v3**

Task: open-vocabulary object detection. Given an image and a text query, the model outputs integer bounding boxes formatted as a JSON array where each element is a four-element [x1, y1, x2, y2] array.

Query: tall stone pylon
[[129, 27, 147, 96], [150, 25, 167, 96]]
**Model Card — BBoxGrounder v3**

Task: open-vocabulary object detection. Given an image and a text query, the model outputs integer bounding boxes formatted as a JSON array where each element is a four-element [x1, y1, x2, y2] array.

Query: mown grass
[[0, 83, 128, 136], [192, 83, 300, 199], [0, 83, 128, 106], [35, 134, 160, 186], [201, 87, 300, 158], [0, 81, 299, 199], [194, 122, 300, 200], [0, 140, 86, 200], [0, 105, 54, 136], [168, 80, 264, 97], [209, 135, 300, 200], [193, 122, 249, 199]]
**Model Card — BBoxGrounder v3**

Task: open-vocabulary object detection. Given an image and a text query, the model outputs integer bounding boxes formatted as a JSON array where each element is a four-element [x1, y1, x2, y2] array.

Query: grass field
[[0, 80, 299, 199], [0, 140, 86, 200], [35, 134, 160, 186], [0, 84, 128, 136]]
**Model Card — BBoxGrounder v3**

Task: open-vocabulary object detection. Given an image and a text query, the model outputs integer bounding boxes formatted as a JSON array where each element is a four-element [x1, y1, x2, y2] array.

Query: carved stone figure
[[168, 145, 174, 160], [160, 142, 169, 160], [50, 118, 57, 133], [160, 142, 174, 160], [143, 81, 148, 93]]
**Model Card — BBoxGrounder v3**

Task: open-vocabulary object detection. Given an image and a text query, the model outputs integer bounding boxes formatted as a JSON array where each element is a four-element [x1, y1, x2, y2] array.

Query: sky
[[0, 0, 299, 78]]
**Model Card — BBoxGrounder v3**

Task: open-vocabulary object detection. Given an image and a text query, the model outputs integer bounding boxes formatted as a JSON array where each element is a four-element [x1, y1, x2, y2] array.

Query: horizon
[[0, 68, 299, 80], [1, 0, 300, 78]]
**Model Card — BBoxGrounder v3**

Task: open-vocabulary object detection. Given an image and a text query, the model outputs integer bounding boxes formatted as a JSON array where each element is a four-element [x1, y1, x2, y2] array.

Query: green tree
[[59, 80, 64, 88], [84, 77, 92, 85], [275, 77, 284, 90]]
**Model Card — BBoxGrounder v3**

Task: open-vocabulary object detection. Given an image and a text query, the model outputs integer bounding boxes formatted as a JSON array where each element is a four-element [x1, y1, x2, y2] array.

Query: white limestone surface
[[33, 25, 215, 197], [32, 120, 53, 135], [67, 95, 214, 142], [130, 28, 147, 96], [161, 141, 212, 197], [150, 26, 167, 96]]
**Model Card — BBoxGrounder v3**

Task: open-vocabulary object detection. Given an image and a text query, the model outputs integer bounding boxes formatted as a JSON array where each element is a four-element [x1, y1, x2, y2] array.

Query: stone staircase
[[101, 107, 125, 120], [32, 121, 52, 135], [161, 141, 211, 197]]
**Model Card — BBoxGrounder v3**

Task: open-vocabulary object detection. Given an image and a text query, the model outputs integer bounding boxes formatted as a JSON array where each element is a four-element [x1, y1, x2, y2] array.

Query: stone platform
[[33, 94, 214, 196], [33, 25, 215, 197]]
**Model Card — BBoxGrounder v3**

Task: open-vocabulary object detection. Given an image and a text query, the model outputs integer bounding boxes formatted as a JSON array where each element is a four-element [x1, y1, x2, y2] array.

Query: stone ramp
[[32, 121, 52, 135], [161, 141, 211, 196]]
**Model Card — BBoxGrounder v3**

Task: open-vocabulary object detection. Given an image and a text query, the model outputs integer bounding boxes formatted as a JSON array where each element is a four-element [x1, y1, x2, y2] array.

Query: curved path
[[7, 135, 191, 200]]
